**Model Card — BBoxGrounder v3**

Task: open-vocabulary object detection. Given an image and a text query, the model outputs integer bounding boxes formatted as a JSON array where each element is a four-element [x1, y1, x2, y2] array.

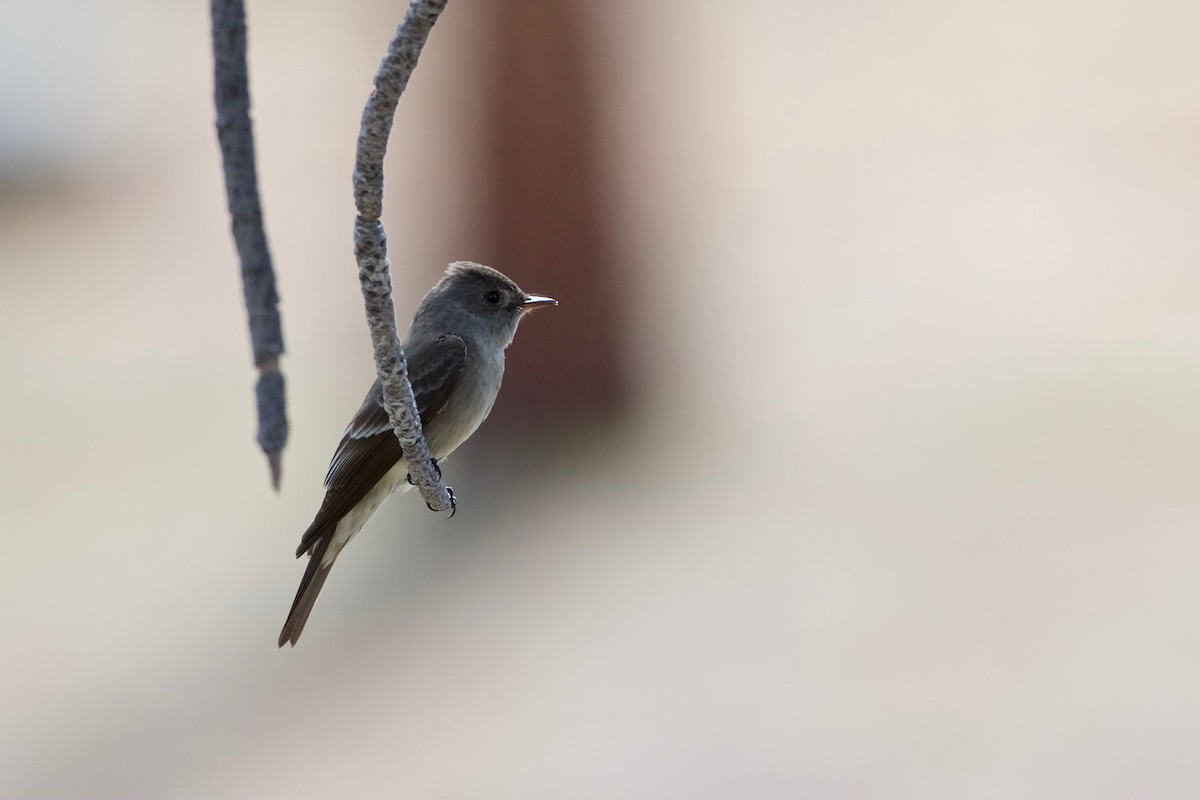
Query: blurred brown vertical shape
[[481, 0, 624, 431]]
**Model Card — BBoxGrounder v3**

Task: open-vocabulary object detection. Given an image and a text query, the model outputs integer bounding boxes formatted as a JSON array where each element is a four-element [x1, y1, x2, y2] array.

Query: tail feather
[[278, 541, 334, 648]]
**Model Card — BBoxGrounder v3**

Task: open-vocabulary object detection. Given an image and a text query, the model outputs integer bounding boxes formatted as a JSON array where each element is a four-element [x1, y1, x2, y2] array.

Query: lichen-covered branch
[[211, 0, 288, 490], [353, 0, 453, 513]]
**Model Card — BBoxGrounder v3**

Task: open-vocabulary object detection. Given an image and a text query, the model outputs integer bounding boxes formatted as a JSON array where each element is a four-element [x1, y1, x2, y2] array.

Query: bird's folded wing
[[296, 335, 467, 556]]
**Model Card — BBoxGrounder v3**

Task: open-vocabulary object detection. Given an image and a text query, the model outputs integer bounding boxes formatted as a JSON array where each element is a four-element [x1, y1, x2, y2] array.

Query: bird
[[278, 261, 556, 647]]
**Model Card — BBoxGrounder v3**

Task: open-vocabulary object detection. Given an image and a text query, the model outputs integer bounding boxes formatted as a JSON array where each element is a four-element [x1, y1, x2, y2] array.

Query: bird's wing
[[295, 334, 468, 557]]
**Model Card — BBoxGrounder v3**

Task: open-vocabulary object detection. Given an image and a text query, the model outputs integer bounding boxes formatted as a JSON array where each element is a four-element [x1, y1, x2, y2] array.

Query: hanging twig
[[211, 0, 288, 490], [353, 0, 454, 513]]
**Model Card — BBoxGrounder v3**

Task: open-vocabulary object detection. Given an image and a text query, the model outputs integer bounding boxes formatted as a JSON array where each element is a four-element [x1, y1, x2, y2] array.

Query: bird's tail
[[278, 541, 334, 648]]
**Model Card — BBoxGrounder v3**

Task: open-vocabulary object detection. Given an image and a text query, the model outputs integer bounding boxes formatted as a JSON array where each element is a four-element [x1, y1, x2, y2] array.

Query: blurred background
[[2, 0, 1200, 797]]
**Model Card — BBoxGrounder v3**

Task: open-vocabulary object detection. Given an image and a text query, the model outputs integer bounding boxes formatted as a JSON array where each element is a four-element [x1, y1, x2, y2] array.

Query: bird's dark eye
[[484, 290, 501, 305]]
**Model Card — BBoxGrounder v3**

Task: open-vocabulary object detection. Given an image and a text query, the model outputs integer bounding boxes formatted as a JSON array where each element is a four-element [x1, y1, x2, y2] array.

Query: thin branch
[[211, 0, 288, 490], [353, 0, 454, 513]]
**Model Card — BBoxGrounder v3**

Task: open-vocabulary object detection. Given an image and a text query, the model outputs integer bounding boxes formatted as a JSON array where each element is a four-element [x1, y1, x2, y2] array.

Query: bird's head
[[418, 261, 556, 346]]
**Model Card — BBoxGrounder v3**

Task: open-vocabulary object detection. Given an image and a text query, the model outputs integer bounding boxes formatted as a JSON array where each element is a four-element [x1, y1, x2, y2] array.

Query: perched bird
[[279, 262, 556, 647]]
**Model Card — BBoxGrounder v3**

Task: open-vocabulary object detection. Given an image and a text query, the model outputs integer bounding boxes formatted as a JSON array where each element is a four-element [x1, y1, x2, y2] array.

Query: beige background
[[2, 1, 1199, 797]]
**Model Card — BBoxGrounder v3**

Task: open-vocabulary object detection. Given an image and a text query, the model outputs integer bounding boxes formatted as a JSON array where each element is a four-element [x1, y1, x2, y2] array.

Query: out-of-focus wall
[[2, 1, 1199, 798]]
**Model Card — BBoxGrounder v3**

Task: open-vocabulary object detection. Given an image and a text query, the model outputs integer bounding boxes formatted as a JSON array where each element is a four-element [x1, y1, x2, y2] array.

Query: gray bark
[[211, 0, 287, 489], [353, 0, 454, 514]]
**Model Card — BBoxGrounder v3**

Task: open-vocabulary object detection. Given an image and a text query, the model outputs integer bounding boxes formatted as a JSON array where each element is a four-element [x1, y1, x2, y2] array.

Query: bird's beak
[[521, 294, 558, 312]]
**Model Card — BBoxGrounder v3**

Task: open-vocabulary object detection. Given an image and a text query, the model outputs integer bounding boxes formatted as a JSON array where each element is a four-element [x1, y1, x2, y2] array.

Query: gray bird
[[279, 262, 556, 647]]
